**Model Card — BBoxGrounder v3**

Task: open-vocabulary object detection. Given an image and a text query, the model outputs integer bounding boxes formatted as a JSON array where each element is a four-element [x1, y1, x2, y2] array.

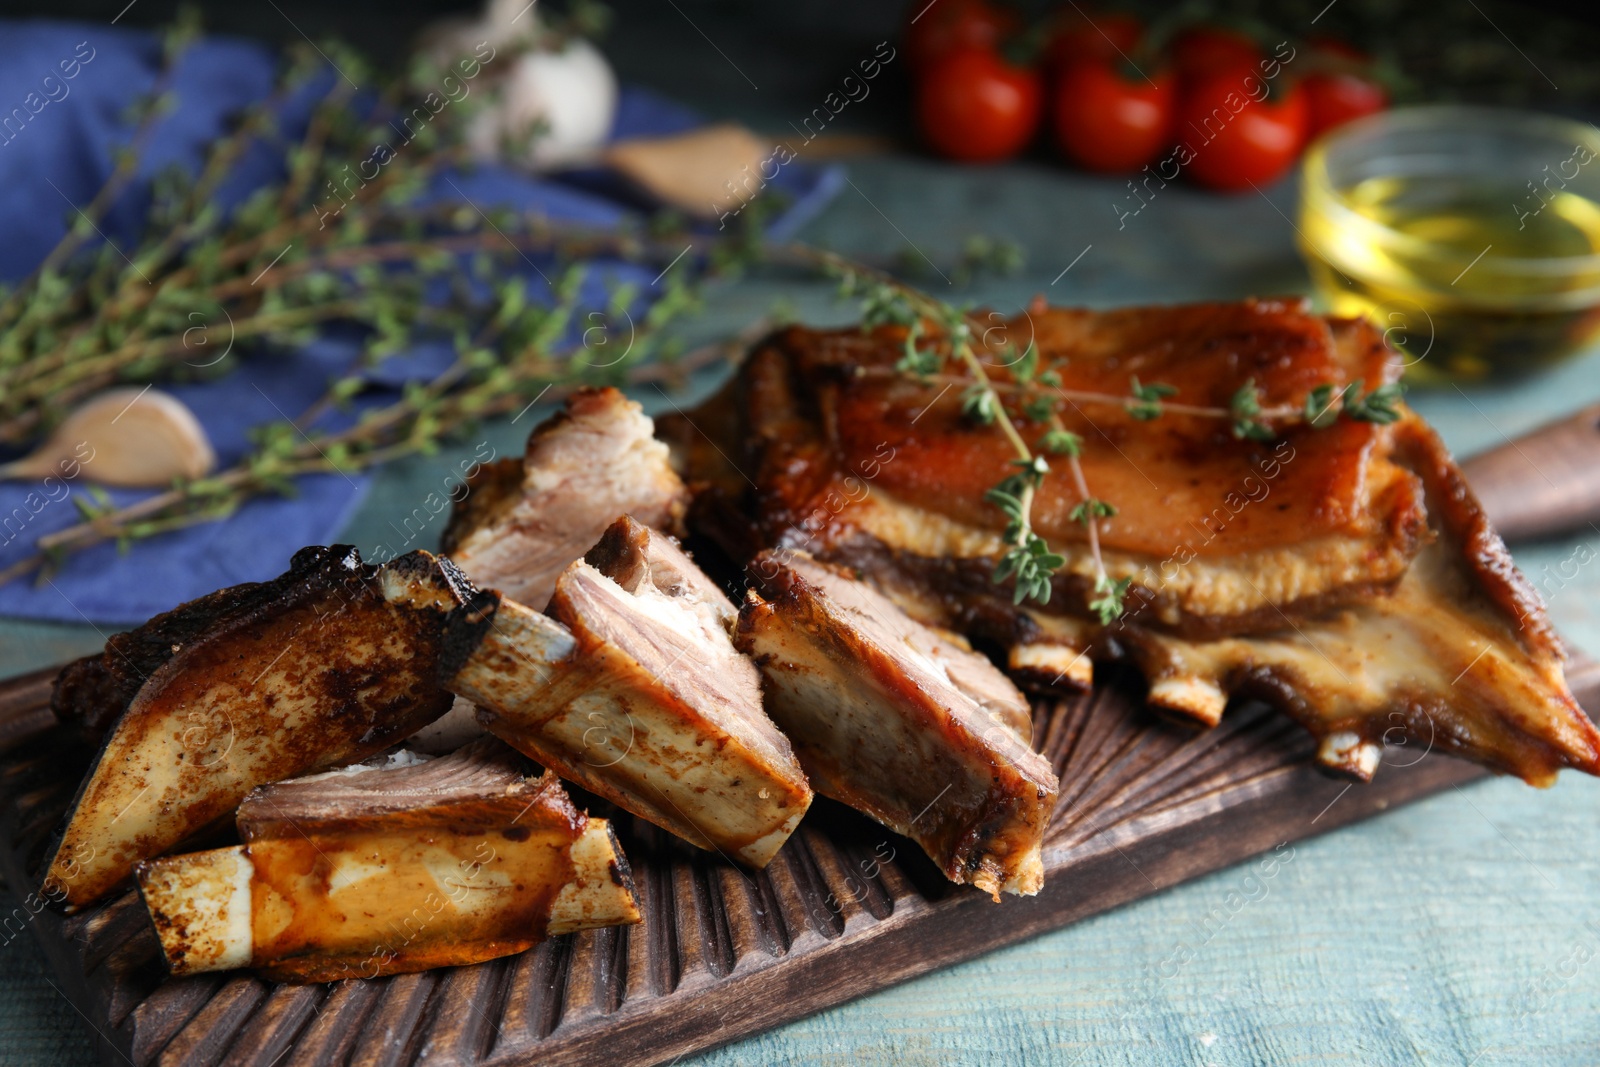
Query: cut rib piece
[[455, 516, 813, 868], [442, 386, 690, 610], [137, 740, 639, 982], [44, 547, 489, 911], [735, 549, 1058, 899]]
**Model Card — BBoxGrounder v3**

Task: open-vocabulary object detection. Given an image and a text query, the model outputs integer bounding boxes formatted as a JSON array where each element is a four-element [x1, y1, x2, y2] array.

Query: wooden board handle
[[1461, 402, 1600, 543]]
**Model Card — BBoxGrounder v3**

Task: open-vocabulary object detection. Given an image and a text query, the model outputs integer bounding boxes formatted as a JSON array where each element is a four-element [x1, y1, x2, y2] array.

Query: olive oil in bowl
[[1300, 107, 1600, 382]]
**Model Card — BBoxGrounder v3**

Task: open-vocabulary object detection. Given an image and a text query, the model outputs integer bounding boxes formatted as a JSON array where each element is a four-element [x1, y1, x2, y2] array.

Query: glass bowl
[[1298, 105, 1600, 383]]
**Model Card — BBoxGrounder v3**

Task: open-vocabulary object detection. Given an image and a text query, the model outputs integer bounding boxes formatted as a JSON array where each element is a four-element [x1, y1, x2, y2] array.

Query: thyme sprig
[[823, 261, 1095, 611], [0, 24, 754, 584], [852, 368, 1405, 431], [0, 272, 726, 587], [0, 27, 736, 444], [838, 268, 1069, 606]]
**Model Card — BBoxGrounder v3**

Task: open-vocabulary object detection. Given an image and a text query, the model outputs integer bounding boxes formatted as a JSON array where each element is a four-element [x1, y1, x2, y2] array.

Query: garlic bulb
[[469, 40, 618, 169], [418, 0, 619, 171]]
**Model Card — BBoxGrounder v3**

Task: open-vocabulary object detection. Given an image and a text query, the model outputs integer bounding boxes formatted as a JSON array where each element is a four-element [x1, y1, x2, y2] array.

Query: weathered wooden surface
[[5, 655, 1593, 1067]]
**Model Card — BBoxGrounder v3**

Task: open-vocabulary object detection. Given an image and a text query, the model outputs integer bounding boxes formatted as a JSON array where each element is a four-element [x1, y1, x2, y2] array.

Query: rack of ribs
[[671, 298, 1600, 785]]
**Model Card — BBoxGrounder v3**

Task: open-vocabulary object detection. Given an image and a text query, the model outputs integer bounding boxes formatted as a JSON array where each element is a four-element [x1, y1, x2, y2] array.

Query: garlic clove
[[0, 388, 216, 489]]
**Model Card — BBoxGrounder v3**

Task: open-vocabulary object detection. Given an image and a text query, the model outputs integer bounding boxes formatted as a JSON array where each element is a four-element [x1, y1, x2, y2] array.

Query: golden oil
[[1300, 174, 1600, 382]]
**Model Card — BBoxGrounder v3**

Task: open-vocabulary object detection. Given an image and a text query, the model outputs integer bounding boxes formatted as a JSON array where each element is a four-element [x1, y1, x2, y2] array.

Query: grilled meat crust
[[50, 654, 123, 743], [49, 562, 356, 742], [736, 550, 1057, 898], [44, 547, 485, 910]]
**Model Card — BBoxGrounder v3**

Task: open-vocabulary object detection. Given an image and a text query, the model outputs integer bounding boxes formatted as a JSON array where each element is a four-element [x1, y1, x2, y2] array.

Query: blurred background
[[6, 0, 1600, 116]]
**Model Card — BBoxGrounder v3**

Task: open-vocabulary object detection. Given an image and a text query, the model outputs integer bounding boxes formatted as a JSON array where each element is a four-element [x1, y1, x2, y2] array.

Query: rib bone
[[137, 741, 639, 981]]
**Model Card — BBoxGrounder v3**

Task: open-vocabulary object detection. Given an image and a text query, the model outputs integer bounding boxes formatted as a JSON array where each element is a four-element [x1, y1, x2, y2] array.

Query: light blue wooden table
[[2, 155, 1597, 1066]]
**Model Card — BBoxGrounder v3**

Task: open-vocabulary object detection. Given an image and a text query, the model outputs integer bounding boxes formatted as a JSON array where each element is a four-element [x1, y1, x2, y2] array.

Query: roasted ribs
[[676, 299, 1600, 785], [137, 740, 639, 982], [442, 386, 690, 609], [44, 547, 488, 910], [737, 550, 1057, 897], [454, 516, 814, 867]]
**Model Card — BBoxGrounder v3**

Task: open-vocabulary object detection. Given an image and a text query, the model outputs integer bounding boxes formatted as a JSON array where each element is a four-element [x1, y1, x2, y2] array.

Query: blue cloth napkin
[[0, 20, 842, 625]]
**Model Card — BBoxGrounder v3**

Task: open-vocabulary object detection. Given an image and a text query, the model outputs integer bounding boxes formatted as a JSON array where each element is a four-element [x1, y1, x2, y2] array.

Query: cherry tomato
[[1172, 26, 1262, 82], [1302, 40, 1387, 137], [1053, 60, 1175, 172], [1177, 64, 1308, 190], [1304, 72, 1387, 136], [1046, 11, 1142, 69], [905, 0, 1020, 72], [917, 47, 1043, 162]]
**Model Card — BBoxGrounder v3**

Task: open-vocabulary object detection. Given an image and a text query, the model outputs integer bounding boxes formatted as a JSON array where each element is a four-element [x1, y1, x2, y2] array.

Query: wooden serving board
[[5, 659, 1597, 1067], [6, 407, 1600, 1067]]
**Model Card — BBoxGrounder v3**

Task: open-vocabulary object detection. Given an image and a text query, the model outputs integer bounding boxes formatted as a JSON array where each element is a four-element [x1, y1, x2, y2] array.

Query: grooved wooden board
[[8, 659, 1594, 1067]]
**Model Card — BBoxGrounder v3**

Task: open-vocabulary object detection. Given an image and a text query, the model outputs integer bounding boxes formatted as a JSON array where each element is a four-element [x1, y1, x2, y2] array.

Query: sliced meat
[[44, 547, 489, 911], [736, 549, 1058, 899], [442, 387, 690, 609], [454, 516, 813, 868], [137, 740, 639, 982]]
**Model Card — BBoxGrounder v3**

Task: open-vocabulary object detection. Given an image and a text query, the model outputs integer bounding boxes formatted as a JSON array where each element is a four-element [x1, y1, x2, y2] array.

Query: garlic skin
[[414, 17, 488, 67], [483, 0, 551, 44]]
